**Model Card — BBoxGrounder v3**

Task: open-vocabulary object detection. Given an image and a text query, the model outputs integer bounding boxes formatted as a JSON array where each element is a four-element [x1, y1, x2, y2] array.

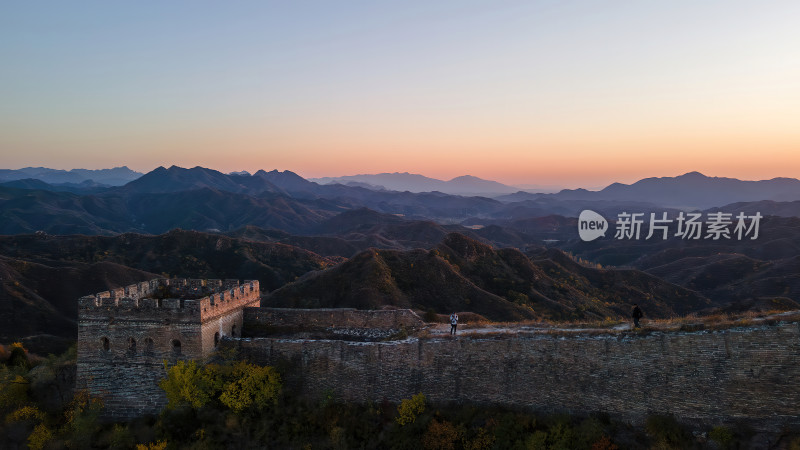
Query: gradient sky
[[2, 1, 799, 188]]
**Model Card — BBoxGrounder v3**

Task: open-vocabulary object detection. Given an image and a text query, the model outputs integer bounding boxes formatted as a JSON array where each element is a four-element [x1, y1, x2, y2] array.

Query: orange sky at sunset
[[2, 1, 799, 189]]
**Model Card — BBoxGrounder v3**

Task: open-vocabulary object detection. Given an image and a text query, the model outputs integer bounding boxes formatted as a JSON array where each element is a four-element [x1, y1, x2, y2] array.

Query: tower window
[[144, 338, 154, 353], [171, 339, 181, 355], [101, 337, 110, 352]]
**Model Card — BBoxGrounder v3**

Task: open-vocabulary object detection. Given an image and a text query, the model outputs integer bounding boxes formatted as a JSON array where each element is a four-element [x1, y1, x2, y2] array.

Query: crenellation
[[231, 321, 800, 432], [77, 278, 260, 419], [76, 277, 800, 430]]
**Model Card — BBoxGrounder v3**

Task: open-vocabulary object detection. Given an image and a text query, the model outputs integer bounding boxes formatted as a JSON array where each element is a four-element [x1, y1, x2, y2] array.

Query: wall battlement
[[76, 278, 260, 419], [78, 278, 257, 313], [233, 321, 800, 432], [76, 278, 800, 430]]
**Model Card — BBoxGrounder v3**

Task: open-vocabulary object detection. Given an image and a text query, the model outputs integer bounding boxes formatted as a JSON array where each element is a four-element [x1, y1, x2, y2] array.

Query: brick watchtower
[[76, 278, 260, 419]]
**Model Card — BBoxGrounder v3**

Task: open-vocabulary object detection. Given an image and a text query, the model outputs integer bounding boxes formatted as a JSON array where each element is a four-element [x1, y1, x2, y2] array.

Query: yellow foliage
[[136, 440, 168, 450], [64, 389, 103, 425], [422, 419, 462, 450], [27, 423, 53, 450], [159, 359, 281, 413], [0, 374, 30, 410], [6, 405, 45, 423], [395, 392, 426, 426], [464, 427, 495, 450], [218, 361, 281, 413], [160, 360, 217, 409]]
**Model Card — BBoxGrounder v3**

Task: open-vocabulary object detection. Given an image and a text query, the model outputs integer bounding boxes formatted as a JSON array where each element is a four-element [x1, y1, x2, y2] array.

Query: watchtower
[[75, 278, 260, 419]]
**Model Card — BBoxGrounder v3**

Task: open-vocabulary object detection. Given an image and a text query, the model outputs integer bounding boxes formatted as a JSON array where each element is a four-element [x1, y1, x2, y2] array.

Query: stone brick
[[76, 278, 260, 419], [231, 323, 800, 432]]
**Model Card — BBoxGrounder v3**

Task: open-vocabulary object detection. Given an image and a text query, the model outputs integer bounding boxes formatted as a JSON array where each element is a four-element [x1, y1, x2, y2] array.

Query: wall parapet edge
[[231, 320, 800, 432]]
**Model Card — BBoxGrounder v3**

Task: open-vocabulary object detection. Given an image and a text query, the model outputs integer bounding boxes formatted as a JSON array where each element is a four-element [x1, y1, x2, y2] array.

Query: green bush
[[160, 360, 281, 414], [396, 393, 426, 426]]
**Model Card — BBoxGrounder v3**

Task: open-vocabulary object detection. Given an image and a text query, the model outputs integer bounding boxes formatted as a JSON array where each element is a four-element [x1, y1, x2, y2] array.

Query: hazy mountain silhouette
[[0, 185, 341, 235], [0, 166, 141, 186], [311, 172, 520, 196], [121, 165, 285, 195], [504, 172, 800, 209], [709, 200, 800, 218], [4, 166, 800, 240]]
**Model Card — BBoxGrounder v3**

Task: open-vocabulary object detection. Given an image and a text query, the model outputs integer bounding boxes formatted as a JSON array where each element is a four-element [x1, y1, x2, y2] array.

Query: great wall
[[77, 278, 800, 431]]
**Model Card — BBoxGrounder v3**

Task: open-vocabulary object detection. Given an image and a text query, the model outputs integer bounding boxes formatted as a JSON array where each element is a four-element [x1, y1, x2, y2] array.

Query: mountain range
[[268, 233, 710, 321], [500, 172, 800, 210], [310, 172, 523, 196], [0, 166, 142, 186], [1, 229, 718, 351], [2, 165, 800, 350]]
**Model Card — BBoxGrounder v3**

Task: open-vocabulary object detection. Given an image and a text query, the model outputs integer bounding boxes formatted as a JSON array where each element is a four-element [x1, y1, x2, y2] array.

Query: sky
[[1, 1, 799, 188]]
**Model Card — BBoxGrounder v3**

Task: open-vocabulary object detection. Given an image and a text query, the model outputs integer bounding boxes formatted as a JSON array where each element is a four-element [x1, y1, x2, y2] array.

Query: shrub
[[0, 373, 30, 415], [396, 392, 426, 426], [107, 423, 136, 450], [218, 361, 281, 413], [137, 441, 168, 450], [525, 430, 548, 450], [64, 390, 104, 449], [8, 343, 30, 370], [421, 419, 462, 450], [6, 405, 46, 423], [645, 414, 691, 449], [160, 360, 217, 409], [591, 435, 619, 450], [27, 423, 53, 450], [709, 425, 734, 448], [463, 426, 494, 450]]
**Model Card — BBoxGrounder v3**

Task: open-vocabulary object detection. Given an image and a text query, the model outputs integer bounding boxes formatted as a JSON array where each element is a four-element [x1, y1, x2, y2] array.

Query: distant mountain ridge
[[311, 172, 522, 196], [499, 172, 800, 209], [3, 167, 800, 239], [0, 166, 142, 186]]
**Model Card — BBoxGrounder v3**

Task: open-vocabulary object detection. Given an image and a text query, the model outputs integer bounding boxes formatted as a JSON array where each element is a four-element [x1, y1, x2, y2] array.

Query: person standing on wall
[[631, 304, 643, 328], [450, 312, 459, 335]]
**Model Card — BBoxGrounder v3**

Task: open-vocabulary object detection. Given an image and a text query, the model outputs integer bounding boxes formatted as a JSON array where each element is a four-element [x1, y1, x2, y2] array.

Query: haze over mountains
[[311, 172, 526, 195], [0, 166, 142, 186], [3, 164, 800, 350]]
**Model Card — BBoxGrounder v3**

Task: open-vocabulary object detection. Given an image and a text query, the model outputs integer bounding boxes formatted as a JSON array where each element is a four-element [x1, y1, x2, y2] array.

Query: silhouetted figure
[[632, 304, 643, 328], [450, 313, 459, 335]]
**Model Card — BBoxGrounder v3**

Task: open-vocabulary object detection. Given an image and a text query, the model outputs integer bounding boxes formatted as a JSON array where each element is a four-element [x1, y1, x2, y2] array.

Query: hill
[[497, 172, 800, 210], [311, 172, 520, 196], [0, 257, 157, 345], [0, 230, 340, 343], [0, 185, 342, 235], [561, 216, 800, 309], [267, 233, 709, 321], [0, 166, 142, 186]]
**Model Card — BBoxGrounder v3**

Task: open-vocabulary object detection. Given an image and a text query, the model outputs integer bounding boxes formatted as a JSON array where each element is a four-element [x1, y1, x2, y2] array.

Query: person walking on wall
[[631, 304, 643, 329], [450, 312, 459, 335]]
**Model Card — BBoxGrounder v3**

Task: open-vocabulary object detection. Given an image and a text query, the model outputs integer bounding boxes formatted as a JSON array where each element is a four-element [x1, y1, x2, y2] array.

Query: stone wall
[[76, 278, 260, 419], [234, 322, 800, 431], [243, 307, 422, 333]]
